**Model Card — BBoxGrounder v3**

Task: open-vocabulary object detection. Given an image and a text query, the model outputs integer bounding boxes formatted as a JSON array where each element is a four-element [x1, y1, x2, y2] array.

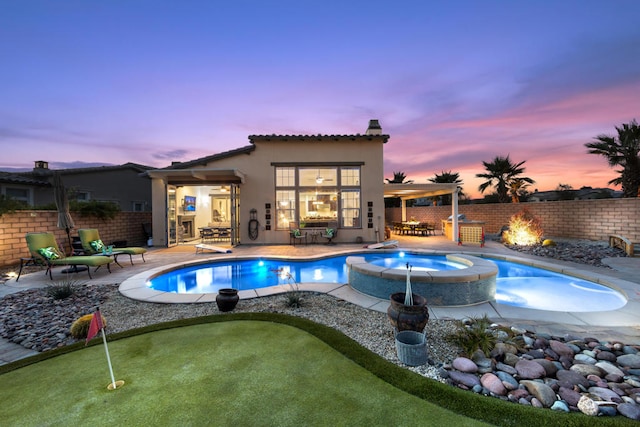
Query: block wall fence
[[0, 211, 152, 267], [385, 198, 640, 243]]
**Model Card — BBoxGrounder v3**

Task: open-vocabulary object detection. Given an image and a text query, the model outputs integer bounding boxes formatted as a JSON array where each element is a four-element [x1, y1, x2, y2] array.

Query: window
[[132, 201, 145, 212], [5, 187, 31, 204], [275, 166, 361, 230], [276, 190, 296, 229]]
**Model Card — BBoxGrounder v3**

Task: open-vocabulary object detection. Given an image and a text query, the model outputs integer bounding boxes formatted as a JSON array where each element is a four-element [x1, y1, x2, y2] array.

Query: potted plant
[[386, 263, 429, 332]]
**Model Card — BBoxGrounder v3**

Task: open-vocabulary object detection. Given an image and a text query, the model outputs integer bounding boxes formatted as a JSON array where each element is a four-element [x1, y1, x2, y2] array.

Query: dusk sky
[[2, 1, 639, 198]]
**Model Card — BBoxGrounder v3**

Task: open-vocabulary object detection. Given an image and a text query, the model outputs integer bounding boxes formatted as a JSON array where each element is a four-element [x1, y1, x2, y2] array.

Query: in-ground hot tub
[[346, 254, 498, 306]]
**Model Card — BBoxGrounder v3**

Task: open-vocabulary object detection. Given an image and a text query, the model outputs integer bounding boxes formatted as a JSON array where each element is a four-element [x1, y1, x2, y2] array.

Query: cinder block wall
[[385, 198, 640, 242], [0, 211, 152, 267]]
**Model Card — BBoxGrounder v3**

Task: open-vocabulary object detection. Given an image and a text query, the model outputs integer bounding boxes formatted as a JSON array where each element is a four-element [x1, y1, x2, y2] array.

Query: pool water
[[147, 253, 627, 312]]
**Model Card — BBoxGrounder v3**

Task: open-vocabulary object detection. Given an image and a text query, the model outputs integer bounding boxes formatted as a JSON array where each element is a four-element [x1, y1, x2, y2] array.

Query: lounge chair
[[20, 232, 113, 281], [78, 228, 147, 265]]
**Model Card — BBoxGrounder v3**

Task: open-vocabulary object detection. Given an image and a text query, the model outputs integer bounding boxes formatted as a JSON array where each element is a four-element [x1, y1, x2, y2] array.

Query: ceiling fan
[[315, 170, 334, 184]]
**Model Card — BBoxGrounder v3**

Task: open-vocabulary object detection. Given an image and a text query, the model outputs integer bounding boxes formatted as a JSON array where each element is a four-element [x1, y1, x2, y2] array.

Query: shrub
[[446, 315, 497, 356], [70, 314, 107, 339], [271, 268, 304, 308], [45, 281, 79, 300]]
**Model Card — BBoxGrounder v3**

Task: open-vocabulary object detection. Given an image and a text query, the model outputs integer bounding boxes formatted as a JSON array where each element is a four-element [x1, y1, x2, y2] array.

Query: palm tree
[[428, 170, 464, 205], [509, 178, 532, 203], [385, 171, 413, 184], [585, 119, 640, 198], [476, 155, 535, 203]]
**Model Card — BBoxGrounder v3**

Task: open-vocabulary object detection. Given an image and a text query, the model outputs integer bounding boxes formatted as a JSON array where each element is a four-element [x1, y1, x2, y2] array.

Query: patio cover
[[146, 168, 246, 186], [384, 183, 460, 242]]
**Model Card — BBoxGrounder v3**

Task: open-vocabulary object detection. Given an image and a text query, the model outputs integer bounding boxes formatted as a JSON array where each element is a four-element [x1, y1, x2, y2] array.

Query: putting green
[[0, 321, 489, 426]]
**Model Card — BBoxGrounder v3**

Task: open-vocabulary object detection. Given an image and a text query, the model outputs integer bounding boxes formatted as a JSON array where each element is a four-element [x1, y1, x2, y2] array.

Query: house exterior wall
[[149, 135, 386, 246], [0, 210, 152, 267], [60, 169, 152, 211], [385, 198, 640, 242], [195, 138, 385, 245]]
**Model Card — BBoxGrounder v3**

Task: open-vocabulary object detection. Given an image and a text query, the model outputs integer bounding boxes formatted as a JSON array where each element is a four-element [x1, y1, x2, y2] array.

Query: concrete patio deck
[[2, 234, 639, 365]]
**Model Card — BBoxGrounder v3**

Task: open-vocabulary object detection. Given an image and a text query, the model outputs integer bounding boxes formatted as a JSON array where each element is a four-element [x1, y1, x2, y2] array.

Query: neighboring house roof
[[55, 162, 153, 176], [0, 172, 50, 186]]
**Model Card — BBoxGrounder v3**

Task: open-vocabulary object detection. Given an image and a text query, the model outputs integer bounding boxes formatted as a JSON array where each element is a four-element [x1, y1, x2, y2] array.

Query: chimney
[[32, 160, 52, 177], [34, 160, 49, 170], [365, 119, 382, 135]]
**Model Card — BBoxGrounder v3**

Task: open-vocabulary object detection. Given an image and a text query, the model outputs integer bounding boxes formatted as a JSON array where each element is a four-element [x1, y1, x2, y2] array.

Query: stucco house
[[146, 120, 461, 247]]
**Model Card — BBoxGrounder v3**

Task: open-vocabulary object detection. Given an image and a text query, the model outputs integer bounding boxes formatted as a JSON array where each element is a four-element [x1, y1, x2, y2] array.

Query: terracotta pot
[[387, 292, 429, 332], [216, 288, 239, 312]]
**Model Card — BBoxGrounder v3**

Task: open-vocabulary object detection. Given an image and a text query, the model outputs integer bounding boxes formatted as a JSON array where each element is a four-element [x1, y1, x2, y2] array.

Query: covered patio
[[384, 183, 460, 242]]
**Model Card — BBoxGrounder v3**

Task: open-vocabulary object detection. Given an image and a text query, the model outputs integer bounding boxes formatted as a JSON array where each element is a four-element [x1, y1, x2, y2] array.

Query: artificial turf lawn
[[0, 320, 487, 426], [0, 313, 636, 426]]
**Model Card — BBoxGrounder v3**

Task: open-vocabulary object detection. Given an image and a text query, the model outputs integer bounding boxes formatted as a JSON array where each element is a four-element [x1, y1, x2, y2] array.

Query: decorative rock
[[577, 395, 599, 416], [503, 353, 519, 367], [495, 371, 519, 390], [570, 363, 604, 378], [509, 388, 529, 400], [448, 371, 480, 388], [531, 397, 544, 408], [531, 359, 557, 377], [558, 386, 582, 407], [524, 349, 545, 359], [550, 339, 574, 358], [452, 357, 478, 373], [618, 402, 640, 420], [556, 370, 590, 389], [623, 345, 638, 355], [490, 342, 518, 358], [625, 377, 640, 388], [618, 354, 640, 369], [515, 359, 546, 379], [588, 386, 622, 403], [598, 406, 617, 417], [596, 360, 625, 377], [480, 373, 507, 396], [596, 350, 617, 362], [574, 354, 597, 365], [521, 380, 557, 408], [550, 400, 569, 412], [495, 362, 517, 376]]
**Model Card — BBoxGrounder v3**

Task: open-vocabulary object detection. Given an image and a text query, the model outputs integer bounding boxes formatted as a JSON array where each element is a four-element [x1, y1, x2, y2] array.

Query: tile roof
[[163, 145, 256, 169], [248, 134, 390, 143]]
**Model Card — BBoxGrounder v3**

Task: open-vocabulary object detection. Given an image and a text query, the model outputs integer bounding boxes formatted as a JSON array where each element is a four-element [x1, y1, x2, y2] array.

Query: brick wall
[[0, 211, 152, 267], [386, 198, 640, 242]]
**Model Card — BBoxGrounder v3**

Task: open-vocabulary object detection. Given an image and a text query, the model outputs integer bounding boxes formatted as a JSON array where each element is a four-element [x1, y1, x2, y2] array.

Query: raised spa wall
[[346, 254, 497, 306]]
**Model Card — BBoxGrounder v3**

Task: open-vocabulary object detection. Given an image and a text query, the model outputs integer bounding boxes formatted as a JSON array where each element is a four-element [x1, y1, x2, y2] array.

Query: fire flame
[[502, 208, 543, 246]]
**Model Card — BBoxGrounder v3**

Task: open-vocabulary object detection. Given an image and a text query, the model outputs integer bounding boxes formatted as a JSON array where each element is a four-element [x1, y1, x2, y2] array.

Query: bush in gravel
[[446, 315, 497, 356], [70, 313, 107, 339], [45, 281, 80, 300]]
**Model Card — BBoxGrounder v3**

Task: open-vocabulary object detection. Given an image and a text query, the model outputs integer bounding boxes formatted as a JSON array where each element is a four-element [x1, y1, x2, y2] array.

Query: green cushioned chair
[[23, 232, 113, 281], [78, 228, 147, 265]]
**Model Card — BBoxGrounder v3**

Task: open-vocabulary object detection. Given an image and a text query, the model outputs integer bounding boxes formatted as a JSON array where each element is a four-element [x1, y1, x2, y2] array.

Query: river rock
[[618, 354, 640, 369], [448, 370, 480, 388], [481, 372, 507, 396], [531, 359, 557, 377], [495, 371, 519, 390], [618, 402, 640, 420], [495, 362, 517, 376], [577, 395, 599, 416], [570, 363, 604, 378], [550, 339, 574, 358], [550, 400, 569, 412], [556, 370, 590, 389], [596, 360, 625, 377], [574, 354, 597, 365], [596, 350, 617, 362], [515, 359, 546, 379], [521, 380, 557, 408], [588, 386, 622, 403], [558, 386, 582, 407], [452, 357, 478, 373]]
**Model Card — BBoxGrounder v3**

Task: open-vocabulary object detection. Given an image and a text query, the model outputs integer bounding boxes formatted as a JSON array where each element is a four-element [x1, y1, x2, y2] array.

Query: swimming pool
[[146, 252, 627, 312]]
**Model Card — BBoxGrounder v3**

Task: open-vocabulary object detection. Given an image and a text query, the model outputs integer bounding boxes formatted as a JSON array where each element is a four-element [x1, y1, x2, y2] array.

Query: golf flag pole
[[86, 308, 124, 390]]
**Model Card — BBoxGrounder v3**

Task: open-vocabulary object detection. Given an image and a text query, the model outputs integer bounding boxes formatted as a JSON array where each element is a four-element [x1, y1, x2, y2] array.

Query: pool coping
[[118, 248, 640, 330]]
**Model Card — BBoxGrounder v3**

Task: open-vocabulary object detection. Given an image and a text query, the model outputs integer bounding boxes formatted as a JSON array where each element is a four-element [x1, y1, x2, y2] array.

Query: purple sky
[[2, 1, 639, 198]]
